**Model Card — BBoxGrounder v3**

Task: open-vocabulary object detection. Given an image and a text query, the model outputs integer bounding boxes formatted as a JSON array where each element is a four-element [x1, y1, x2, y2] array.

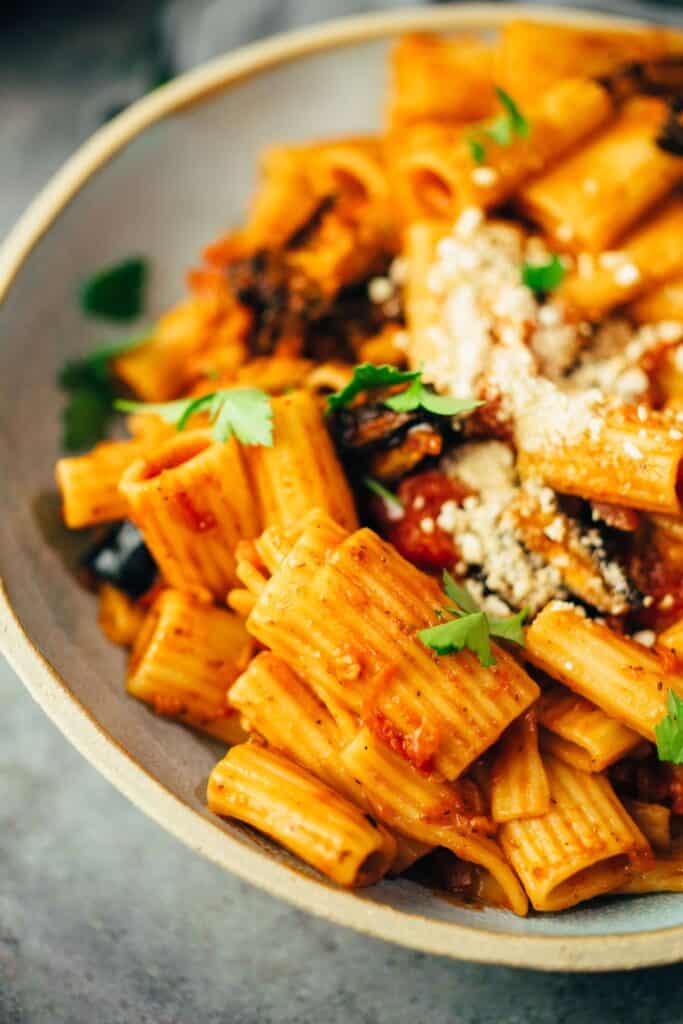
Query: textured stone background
[[2, 2, 683, 1021]]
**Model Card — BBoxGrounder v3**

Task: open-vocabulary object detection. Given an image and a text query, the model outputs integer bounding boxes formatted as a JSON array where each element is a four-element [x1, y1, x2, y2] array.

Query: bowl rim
[[2, 3, 683, 971]]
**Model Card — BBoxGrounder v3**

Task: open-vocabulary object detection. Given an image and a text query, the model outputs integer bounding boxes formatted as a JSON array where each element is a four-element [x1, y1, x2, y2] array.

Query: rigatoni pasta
[[537, 687, 643, 773], [207, 743, 397, 887], [527, 603, 683, 741], [246, 390, 358, 533], [490, 712, 550, 823], [120, 430, 259, 599], [499, 755, 651, 911], [243, 517, 540, 780], [127, 589, 252, 741]]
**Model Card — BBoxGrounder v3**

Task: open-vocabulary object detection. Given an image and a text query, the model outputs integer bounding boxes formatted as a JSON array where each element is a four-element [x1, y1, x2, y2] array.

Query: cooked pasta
[[53, 15, 683, 917], [119, 430, 259, 599], [499, 755, 651, 911], [490, 711, 550, 823], [527, 603, 683, 741], [127, 589, 252, 741], [245, 390, 358, 533], [537, 686, 643, 773], [207, 743, 397, 887]]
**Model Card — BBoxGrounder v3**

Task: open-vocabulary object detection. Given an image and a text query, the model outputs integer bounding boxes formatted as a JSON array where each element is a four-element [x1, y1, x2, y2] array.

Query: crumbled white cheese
[[389, 256, 407, 285], [614, 263, 641, 288], [368, 276, 394, 303], [441, 440, 516, 495], [437, 443, 566, 613], [623, 440, 643, 459], [632, 630, 656, 648], [544, 516, 566, 542], [471, 166, 499, 187]]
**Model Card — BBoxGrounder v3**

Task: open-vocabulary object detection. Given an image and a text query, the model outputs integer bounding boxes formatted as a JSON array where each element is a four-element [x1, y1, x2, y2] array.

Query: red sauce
[[371, 470, 470, 572], [630, 550, 683, 630], [173, 491, 217, 533]]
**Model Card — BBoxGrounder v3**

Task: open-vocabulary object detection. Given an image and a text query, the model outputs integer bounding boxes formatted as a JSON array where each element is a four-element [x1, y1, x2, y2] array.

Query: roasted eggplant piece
[[657, 98, 683, 157], [599, 56, 683, 103], [228, 248, 326, 356], [83, 521, 157, 598], [328, 401, 460, 483]]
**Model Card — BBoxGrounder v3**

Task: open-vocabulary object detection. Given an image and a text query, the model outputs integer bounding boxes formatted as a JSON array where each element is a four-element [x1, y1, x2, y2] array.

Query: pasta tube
[[97, 583, 146, 648], [229, 652, 361, 800], [659, 616, 683, 659], [56, 437, 152, 528], [500, 754, 651, 911], [392, 78, 611, 220], [624, 800, 671, 853], [127, 589, 252, 742], [490, 712, 550, 823], [630, 275, 683, 324], [520, 98, 683, 252], [207, 743, 397, 887], [526, 602, 683, 741], [498, 20, 683, 104], [245, 390, 358, 533], [230, 652, 430, 872], [119, 430, 259, 600], [561, 198, 683, 319], [341, 728, 528, 916], [245, 518, 540, 780], [517, 406, 683, 516], [537, 686, 643, 773], [114, 295, 243, 402], [615, 838, 683, 895], [388, 32, 497, 129]]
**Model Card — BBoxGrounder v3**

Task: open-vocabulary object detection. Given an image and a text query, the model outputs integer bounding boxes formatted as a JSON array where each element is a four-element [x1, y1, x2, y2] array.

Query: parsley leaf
[[326, 364, 420, 410], [419, 612, 495, 667], [58, 332, 149, 451], [488, 609, 528, 646], [418, 571, 528, 668], [116, 388, 274, 447], [79, 257, 148, 321], [495, 87, 530, 140], [363, 476, 403, 510], [655, 690, 683, 765], [467, 87, 530, 165], [468, 136, 487, 165], [328, 363, 483, 420], [442, 571, 480, 615], [522, 254, 566, 295]]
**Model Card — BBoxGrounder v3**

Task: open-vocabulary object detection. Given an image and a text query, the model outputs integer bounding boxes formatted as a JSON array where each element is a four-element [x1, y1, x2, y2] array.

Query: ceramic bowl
[[2, 3, 682, 971]]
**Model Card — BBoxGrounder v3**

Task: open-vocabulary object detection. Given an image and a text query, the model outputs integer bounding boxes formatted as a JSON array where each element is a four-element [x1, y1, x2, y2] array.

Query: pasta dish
[[54, 19, 683, 915]]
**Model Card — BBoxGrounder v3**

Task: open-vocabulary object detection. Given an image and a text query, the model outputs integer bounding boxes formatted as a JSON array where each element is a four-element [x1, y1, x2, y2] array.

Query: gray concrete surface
[[3, 3, 683, 1021]]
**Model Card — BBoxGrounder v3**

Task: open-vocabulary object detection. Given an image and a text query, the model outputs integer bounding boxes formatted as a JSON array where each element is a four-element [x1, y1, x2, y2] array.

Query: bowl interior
[[2, 18, 683, 958]]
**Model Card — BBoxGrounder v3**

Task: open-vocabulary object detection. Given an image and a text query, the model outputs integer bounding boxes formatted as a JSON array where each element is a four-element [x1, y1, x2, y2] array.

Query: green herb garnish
[[58, 333, 149, 451], [327, 363, 483, 420], [467, 87, 530, 166], [116, 388, 274, 447], [655, 690, 683, 764], [522, 254, 566, 295], [79, 257, 147, 321], [363, 476, 403, 511], [418, 571, 528, 668], [327, 364, 420, 410], [468, 137, 487, 165]]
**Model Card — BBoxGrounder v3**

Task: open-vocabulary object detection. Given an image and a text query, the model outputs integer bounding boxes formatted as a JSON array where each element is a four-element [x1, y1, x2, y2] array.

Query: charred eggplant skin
[[83, 521, 157, 598], [327, 401, 460, 482]]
